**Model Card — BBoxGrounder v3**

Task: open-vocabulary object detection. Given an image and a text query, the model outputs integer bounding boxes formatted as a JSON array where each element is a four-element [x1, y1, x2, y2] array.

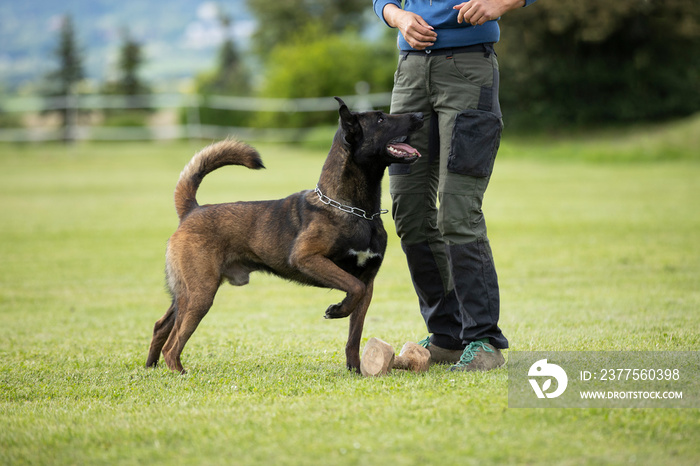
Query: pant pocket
[[388, 163, 411, 176], [448, 110, 503, 177]]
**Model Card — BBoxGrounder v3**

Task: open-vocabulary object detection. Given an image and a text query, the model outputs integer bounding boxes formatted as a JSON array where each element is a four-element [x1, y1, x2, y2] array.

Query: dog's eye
[[377, 116, 384, 123]]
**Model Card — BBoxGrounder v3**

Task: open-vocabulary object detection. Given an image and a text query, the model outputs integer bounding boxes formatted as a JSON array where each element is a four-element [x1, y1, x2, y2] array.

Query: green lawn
[[1, 118, 699, 465]]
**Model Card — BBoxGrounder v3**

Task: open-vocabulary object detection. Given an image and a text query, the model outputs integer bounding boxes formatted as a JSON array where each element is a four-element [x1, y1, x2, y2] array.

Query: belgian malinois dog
[[146, 98, 423, 373]]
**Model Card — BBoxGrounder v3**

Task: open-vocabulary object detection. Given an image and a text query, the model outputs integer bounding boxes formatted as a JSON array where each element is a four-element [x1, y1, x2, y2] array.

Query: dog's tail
[[174, 139, 265, 221]]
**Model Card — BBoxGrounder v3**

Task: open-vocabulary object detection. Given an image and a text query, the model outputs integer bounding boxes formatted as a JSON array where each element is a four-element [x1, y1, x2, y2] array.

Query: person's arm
[[382, 3, 437, 50], [453, 0, 527, 26]]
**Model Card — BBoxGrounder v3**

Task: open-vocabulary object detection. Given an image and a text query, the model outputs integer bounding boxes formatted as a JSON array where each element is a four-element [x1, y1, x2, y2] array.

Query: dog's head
[[335, 97, 423, 167]]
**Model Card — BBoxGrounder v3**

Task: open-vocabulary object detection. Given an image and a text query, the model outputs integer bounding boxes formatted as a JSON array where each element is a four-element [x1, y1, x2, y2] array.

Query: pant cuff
[[430, 334, 465, 351]]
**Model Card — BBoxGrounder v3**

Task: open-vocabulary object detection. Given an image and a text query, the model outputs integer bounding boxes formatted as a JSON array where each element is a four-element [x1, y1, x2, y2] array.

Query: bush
[[498, 0, 700, 128], [101, 111, 149, 127], [0, 108, 22, 128], [253, 28, 397, 128]]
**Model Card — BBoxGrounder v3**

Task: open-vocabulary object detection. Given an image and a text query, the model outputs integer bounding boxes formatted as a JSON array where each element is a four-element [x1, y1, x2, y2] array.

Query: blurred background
[[1, 4, 699, 463], [0, 0, 699, 142]]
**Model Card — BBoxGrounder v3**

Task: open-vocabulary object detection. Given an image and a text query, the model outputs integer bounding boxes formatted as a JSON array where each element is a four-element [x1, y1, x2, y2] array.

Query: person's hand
[[383, 4, 437, 50], [453, 0, 525, 26]]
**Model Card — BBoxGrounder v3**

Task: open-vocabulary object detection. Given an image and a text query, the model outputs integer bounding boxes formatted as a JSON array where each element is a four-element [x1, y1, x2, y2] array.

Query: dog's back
[[170, 192, 315, 286]]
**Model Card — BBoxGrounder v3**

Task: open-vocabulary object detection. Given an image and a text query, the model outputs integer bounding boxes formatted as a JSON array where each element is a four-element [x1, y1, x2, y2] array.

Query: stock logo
[[528, 359, 568, 398]]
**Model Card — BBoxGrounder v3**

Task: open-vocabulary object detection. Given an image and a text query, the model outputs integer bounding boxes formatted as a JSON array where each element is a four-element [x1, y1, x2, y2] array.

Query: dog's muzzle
[[387, 136, 421, 161]]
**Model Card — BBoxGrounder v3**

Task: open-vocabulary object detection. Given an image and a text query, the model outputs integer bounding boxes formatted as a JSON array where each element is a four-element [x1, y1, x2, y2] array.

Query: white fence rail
[[0, 92, 392, 143]]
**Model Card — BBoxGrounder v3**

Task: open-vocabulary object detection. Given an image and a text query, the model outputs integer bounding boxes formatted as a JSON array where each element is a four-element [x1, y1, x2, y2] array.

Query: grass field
[[1, 116, 699, 465]]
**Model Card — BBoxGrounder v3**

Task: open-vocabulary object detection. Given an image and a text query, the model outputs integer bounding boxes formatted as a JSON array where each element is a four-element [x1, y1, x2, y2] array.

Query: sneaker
[[418, 336, 463, 365], [449, 339, 505, 372]]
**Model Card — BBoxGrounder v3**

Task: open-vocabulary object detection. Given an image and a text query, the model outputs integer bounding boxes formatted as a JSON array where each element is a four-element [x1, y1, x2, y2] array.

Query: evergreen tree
[[198, 8, 249, 94], [47, 15, 84, 96], [45, 14, 85, 140], [190, 6, 251, 128], [102, 29, 151, 127], [113, 29, 148, 96]]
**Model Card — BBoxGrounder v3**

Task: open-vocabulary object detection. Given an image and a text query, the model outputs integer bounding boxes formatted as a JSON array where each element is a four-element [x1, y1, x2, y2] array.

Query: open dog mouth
[[386, 137, 421, 160]]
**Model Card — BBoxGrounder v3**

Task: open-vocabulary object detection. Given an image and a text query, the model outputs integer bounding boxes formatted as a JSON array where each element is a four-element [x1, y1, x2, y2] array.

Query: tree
[[497, 0, 700, 128], [190, 6, 251, 128], [246, 0, 368, 53], [102, 29, 151, 127], [252, 27, 397, 128], [193, 6, 250, 95], [112, 29, 148, 96], [45, 14, 85, 140], [46, 15, 84, 96]]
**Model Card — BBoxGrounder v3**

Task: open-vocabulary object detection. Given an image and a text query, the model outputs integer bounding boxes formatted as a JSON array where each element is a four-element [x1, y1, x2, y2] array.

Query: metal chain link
[[314, 185, 388, 221]]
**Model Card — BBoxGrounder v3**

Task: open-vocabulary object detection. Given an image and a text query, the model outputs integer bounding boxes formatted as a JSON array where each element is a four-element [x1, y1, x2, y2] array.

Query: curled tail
[[174, 139, 264, 221]]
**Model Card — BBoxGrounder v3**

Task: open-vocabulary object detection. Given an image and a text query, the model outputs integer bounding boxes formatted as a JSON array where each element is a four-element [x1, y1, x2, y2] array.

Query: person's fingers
[[453, 2, 473, 24], [453, 3, 471, 24], [402, 14, 436, 49], [454, 1, 492, 25], [411, 16, 437, 38]]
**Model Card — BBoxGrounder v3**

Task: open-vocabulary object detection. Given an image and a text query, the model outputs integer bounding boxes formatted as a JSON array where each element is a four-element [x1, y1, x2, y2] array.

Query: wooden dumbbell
[[360, 339, 431, 377], [393, 342, 431, 373], [360, 337, 395, 377]]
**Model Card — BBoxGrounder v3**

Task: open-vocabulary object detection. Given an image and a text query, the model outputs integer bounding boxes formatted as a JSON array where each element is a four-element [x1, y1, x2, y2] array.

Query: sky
[[0, 0, 256, 91]]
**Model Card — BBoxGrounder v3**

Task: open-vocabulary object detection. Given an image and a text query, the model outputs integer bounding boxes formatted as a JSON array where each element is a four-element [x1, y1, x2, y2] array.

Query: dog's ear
[[335, 97, 361, 146]]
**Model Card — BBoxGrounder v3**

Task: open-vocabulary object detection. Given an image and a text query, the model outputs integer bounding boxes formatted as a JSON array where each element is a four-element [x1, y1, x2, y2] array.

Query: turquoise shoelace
[[455, 340, 493, 367]]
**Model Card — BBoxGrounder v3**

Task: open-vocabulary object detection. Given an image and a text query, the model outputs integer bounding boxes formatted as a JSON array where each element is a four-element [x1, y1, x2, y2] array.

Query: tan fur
[[174, 139, 263, 221], [145, 99, 422, 374]]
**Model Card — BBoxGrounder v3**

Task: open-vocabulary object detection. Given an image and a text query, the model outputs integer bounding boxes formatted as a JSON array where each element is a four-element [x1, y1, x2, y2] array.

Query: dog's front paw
[[324, 303, 352, 319]]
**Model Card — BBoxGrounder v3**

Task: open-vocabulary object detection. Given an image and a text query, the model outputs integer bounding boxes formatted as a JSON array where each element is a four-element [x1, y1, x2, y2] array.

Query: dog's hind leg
[[146, 301, 177, 368], [161, 285, 218, 374], [345, 279, 374, 373]]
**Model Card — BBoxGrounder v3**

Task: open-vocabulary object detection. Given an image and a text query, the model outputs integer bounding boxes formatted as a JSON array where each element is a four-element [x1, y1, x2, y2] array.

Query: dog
[[146, 97, 423, 373]]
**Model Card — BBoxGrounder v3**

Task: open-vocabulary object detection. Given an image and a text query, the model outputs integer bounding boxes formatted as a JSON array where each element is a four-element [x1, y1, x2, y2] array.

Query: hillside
[[0, 0, 253, 91]]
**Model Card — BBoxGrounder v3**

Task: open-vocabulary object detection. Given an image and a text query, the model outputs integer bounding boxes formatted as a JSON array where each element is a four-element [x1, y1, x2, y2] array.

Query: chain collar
[[314, 185, 388, 221]]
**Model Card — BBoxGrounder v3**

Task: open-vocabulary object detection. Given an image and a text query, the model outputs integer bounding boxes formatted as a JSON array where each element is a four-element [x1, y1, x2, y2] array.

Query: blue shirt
[[373, 0, 537, 51]]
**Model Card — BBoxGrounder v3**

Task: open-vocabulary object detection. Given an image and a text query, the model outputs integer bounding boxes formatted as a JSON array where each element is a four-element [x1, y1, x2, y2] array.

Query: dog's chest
[[347, 248, 382, 267], [335, 223, 387, 270]]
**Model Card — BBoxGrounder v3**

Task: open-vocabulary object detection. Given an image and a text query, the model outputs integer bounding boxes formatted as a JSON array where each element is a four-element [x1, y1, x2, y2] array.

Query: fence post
[[63, 89, 79, 143], [185, 95, 202, 141], [353, 81, 373, 112]]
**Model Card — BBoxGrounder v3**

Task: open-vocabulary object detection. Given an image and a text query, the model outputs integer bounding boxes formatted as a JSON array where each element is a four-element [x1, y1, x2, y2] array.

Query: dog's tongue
[[388, 143, 421, 158]]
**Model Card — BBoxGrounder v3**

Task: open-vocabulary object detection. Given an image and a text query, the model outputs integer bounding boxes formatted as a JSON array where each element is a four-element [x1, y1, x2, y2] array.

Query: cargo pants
[[389, 43, 508, 350]]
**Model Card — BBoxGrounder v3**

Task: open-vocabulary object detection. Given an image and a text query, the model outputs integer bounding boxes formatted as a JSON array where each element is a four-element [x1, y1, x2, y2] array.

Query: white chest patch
[[348, 249, 382, 267]]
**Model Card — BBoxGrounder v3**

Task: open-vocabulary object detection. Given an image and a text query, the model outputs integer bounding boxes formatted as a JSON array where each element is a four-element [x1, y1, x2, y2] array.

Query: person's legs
[[390, 54, 463, 352], [430, 47, 509, 365], [390, 47, 509, 369]]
